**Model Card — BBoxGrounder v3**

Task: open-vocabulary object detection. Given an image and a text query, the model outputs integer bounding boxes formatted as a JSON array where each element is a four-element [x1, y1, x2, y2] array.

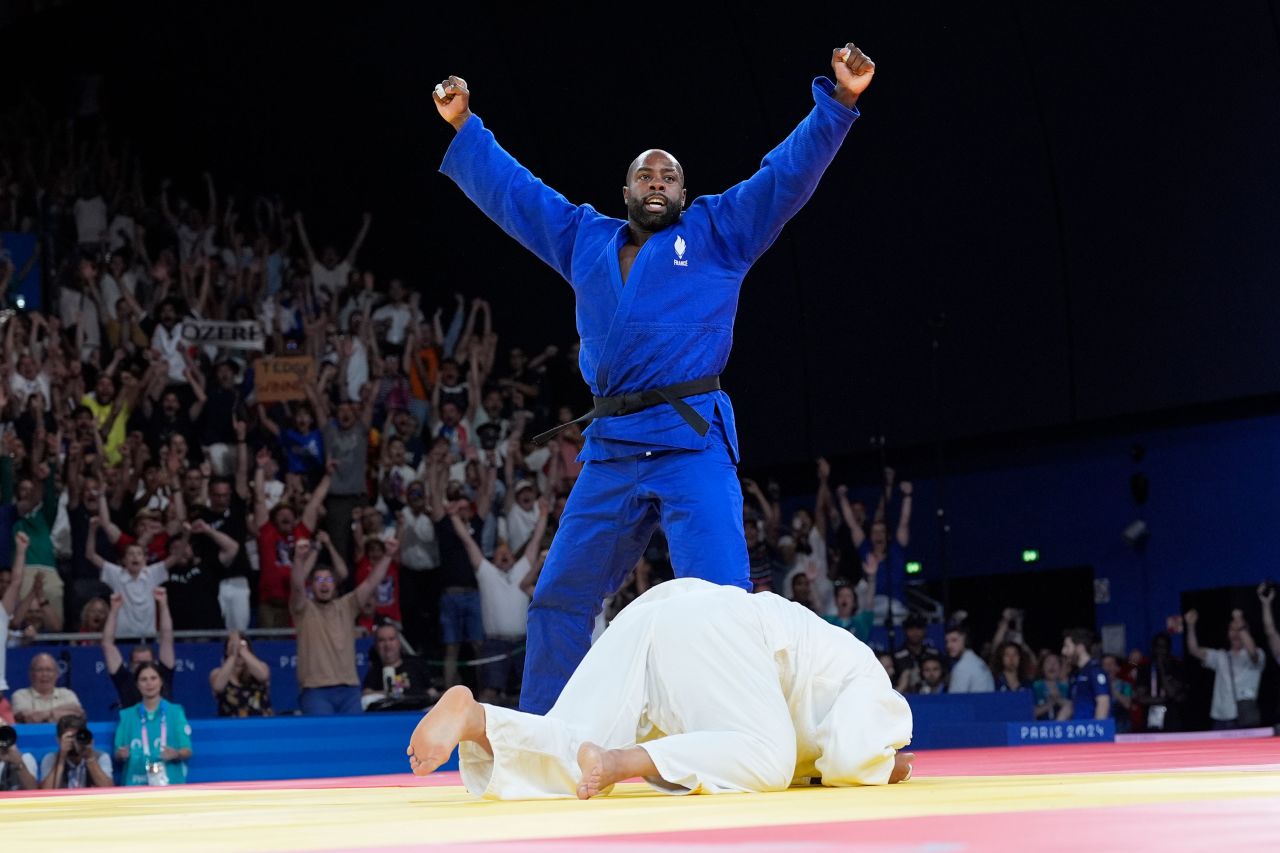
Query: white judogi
[[459, 578, 913, 799]]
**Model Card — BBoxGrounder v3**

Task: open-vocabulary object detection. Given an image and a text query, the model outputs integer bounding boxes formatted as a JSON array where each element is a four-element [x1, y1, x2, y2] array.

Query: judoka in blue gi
[[432, 43, 877, 714]]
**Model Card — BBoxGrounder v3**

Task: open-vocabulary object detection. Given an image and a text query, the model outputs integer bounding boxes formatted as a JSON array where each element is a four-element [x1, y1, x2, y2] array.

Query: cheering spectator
[[87, 519, 180, 638], [0, 530, 29, 719], [1184, 608, 1265, 729], [199, 472, 254, 632], [293, 210, 371, 308], [210, 631, 273, 717], [396, 479, 440, 655], [1258, 583, 1280, 664], [76, 596, 109, 644], [257, 400, 325, 485], [355, 537, 401, 632], [945, 624, 994, 693], [370, 278, 420, 354], [430, 462, 487, 688], [114, 662, 193, 786], [291, 535, 396, 715], [254, 458, 331, 627], [163, 520, 240, 632], [825, 577, 874, 644], [840, 468, 912, 619], [11, 460, 65, 630], [499, 479, 541, 557], [309, 381, 374, 566], [102, 588, 176, 709], [451, 496, 550, 704]]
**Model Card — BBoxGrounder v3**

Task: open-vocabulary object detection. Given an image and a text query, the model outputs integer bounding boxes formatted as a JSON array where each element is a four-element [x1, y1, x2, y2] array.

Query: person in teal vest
[[114, 662, 193, 785]]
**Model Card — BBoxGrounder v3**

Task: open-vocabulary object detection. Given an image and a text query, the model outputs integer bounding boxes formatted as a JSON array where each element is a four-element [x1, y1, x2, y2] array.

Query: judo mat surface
[[4, 736, 1279, 851]]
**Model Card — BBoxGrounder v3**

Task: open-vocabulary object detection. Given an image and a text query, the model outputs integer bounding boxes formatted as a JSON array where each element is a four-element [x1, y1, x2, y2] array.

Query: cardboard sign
[[254, 356, 315, 403]]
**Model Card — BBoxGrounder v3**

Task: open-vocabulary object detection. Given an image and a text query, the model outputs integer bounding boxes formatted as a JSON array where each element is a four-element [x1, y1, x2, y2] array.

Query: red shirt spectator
[[253, 461, 333, 628], [259, 516, 312, 606], [355, 539, 400, 631]]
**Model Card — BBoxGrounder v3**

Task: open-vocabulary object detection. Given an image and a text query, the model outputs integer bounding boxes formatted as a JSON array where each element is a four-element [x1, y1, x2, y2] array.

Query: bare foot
[[406, 685, 487, 776], [576, 741, 620, 799], [889, 751, 915, 783]]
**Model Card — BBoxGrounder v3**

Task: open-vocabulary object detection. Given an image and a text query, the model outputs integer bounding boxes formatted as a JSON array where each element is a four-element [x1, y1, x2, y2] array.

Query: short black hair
[[625, 151, 685, 184], [1064, 627, 1094, 648]]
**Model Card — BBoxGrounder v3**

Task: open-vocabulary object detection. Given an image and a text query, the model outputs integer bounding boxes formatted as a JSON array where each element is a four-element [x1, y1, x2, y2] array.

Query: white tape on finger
[[434, 83, 447, 99]]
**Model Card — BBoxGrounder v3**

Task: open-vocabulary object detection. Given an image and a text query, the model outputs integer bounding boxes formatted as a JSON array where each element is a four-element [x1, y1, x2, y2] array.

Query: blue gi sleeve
[[440, 114, 599, 284], [700, 77, 859, 269]]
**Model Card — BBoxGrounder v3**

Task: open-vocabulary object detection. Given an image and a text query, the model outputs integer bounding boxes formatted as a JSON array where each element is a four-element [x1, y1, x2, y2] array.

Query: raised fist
[[432, 75, 472, 130], [110, 592, 124, 610], [831, 43, 875, 103], [1184, 609, 1199, 627]]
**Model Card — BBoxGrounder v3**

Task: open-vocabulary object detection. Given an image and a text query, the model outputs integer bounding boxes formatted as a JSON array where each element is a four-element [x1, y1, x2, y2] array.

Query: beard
[[626, 194, 682, 231]]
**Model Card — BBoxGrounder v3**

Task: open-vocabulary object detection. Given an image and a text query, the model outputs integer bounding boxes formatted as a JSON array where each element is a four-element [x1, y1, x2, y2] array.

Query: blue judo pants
[[519, 430, 750, 714]]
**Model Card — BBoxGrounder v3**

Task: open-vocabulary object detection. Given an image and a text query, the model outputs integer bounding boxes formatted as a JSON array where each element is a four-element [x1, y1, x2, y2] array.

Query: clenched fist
[[433, 75, 472, 131], [831, 43, 875, 108]]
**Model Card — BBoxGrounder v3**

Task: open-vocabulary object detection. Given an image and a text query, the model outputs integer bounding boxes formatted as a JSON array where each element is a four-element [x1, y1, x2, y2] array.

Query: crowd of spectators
[[738, 458, 1280, 736], [0, 109, 586, 687], [0, 100, 1276, 789]]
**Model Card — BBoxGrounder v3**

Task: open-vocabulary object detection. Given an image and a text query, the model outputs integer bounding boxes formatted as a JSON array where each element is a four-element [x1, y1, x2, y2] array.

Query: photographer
[[39, 714, 113, 789], [0, 725, 39, 790]]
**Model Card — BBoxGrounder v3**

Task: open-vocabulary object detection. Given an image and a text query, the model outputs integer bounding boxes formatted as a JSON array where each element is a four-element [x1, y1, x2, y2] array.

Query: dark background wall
[[5, 1, 1280, 471]]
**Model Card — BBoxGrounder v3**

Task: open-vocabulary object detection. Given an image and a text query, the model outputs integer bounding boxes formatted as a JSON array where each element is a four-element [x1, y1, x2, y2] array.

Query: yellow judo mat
[[5, 761, 1280, 853]]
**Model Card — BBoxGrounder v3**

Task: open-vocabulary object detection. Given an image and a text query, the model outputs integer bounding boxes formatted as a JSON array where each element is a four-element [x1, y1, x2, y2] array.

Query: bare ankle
[[466, 700, 491, 753]]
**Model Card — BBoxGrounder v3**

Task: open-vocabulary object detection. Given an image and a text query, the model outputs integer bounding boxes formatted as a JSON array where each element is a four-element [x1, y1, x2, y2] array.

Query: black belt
[[531, 375, 721, 447]]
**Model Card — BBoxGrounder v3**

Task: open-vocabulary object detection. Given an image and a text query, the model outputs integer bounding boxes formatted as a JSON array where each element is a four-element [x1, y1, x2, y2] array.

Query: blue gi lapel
[[595, 225, 656, 392]]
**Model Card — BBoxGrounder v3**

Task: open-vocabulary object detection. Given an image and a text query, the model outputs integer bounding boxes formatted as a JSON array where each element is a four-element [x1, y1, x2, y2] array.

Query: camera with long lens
[[74, 728, 93, 748], [0, 725, 16, 751]]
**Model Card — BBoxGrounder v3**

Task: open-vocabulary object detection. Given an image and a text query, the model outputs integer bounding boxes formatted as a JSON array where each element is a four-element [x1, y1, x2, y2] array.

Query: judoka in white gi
[[407, 579, 915, 799]]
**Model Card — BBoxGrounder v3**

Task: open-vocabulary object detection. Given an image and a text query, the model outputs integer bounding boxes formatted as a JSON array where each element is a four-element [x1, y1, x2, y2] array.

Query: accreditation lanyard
[[139, 702, 168, 761]]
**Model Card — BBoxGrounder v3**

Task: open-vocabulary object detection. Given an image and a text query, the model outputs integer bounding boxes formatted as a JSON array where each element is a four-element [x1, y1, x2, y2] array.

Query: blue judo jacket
[[440, 77, 858, 462]]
